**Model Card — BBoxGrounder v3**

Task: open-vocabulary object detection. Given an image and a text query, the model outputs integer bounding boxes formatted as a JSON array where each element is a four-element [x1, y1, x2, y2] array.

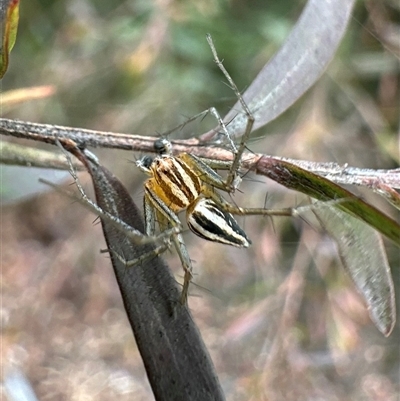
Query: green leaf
[[0, 0, 20, 79], [313, 206, 395, 337], [220, 0, 356, 138], [256, 156, 400, 246], [254, 156, 398, 335]]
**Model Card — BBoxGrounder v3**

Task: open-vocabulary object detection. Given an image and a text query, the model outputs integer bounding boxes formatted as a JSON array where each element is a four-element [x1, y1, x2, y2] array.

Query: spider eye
[[154, 138, 172, 155], [187, 198, 251, 248]]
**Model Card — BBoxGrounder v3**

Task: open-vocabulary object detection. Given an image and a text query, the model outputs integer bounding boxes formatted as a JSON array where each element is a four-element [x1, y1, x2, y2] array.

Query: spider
[[132, 35, 301, 303], [136, 129, 302, 302], [46, 35, 297, 305], [136, 138, 246, 300]]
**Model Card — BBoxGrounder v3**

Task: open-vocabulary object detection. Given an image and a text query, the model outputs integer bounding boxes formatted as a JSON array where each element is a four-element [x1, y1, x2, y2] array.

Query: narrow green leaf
[[256, 157, 400, 246], [0, 0, 20, 79]]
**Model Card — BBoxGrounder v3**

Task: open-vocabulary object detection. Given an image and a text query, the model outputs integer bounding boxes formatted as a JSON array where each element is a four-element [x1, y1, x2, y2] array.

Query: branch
[[1, 118, 399, 191]]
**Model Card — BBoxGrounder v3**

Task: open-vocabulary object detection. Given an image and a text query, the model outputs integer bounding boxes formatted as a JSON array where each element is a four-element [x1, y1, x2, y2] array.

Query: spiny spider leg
[[143, 184, 194, 304], [161, 109, 210, 138], [43, 142, 182, 268], [206, 34, 255, 192], [171, 233, 193, 304], [107, 241, 171, 269], [152, 203, 194, 304], [208, 106, 237, 154]]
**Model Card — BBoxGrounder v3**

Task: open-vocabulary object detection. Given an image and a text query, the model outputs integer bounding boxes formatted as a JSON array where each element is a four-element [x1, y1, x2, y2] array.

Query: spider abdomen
[[187, 198, 251, 248]]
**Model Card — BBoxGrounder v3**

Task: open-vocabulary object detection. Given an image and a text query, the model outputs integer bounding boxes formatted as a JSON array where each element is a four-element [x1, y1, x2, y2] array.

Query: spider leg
[[43, 143, 181, 281], [109, 241, 171, 268], [195, 158, 235, 172], [200, 186, 293, 217], [179, 153, 228, 192], [201, 187, 350, 219], [206, 34, 255, 192], [48, 141, 170, 246], [144, 186, 194, 304], [171, 233, 193, 304]]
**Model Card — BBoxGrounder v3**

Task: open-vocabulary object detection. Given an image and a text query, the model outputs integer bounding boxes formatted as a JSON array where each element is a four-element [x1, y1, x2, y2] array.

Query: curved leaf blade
[[0, 0, 20, 79], [313, 206, 396, 336], [254, 156, 398, 335], [64, 145, 226, 401], [203, 0, 356, 140]]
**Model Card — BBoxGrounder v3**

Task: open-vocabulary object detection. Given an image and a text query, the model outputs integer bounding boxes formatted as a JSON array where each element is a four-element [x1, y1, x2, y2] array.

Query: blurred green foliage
[[2, 1, 305, 131], [0, 0, 20, 78], [4, 1, 398, 153]]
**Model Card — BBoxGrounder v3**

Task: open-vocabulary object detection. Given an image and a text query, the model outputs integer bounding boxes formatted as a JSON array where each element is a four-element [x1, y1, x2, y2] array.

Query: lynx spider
[[133, 35, 295, 303], [50, 35, 302, 305]]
